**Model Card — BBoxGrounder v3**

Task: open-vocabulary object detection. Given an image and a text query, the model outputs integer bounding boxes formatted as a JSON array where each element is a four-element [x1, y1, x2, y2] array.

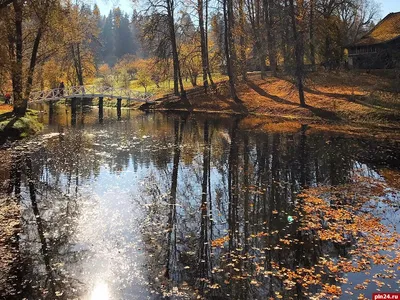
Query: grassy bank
[[92, 73, 229, 97], [155, 71, 400, 126], [0, 106, 43, 143]]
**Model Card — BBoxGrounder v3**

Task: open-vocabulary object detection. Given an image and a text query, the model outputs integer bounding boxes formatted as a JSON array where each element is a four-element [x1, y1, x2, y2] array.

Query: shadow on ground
[[246, 80, 341, 121], [0, 116, 22, 145]]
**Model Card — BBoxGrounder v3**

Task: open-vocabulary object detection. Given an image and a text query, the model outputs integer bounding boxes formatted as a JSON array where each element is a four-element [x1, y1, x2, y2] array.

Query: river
[[0, 105, 399, 299]]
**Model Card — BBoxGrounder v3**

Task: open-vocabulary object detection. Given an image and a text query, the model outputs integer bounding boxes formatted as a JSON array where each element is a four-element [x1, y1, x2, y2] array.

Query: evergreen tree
[[101, 10, 116, 65], [115, 11, 134, 59]]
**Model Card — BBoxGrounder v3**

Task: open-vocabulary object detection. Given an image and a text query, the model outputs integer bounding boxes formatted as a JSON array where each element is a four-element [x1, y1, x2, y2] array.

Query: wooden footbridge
[[29, 85, 154, 103], [30, 85, 156, 124]]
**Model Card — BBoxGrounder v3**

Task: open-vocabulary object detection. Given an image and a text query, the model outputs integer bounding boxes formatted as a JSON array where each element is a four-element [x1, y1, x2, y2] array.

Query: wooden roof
[[352, 12, 400, 47]]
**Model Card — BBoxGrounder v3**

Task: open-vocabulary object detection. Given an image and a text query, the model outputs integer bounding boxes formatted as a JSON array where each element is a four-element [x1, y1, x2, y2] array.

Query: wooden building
[[347, 12, 400, 69]]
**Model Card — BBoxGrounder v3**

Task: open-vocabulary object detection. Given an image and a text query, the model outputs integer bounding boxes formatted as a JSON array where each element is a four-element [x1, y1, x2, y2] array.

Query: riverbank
[[155, 71, 400, 126], [0, 196, 20, 298], [0, 106, 43, 145], [0, 145, 20, 297]]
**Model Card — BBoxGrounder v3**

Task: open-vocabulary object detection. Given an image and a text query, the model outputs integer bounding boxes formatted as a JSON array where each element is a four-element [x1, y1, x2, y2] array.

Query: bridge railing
[[29, 85, 154, 103]]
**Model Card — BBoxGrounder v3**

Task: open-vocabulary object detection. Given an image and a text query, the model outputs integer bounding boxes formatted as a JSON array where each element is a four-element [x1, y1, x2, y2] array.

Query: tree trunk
[[191, 74, 198, 87], [324, 14, 331, 66], [227, 119, 239, 250], [204, 0, 215, 87], [239, 0, 247, 80], [247, 0, 266, 79], [71, 43, 84, 86], [165, 117, 185, 278], [26, 156, 57, 296], [282, 0, 291, 71], [12, 0, 25, 116], [223, 0, 240, 103], [309, 0, 316, 70], [259, 53, 267, 79], [167, 0, 186, 100], [289, 0, 306, 107], [199, 120, 210, 279], [264, 0, 277, 76], [198, 0, 209, 92], [25, 27, 43, 100], [255, 41, 267, 79]]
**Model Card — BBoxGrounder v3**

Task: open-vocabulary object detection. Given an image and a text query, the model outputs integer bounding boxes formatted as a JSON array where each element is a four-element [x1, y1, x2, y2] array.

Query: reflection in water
[[90, 281, 110, 300], [2, 105, 400, 299]]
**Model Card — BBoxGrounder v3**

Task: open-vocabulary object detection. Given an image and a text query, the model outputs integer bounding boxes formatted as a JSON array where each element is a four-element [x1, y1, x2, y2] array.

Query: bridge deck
[[29, 85, 154, 103]]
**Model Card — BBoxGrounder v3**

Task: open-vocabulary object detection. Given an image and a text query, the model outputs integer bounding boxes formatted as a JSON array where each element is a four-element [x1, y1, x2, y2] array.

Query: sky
[[94, 0, 399, 18], [95, 0, 133, 15], [379, 0, 399, 17]]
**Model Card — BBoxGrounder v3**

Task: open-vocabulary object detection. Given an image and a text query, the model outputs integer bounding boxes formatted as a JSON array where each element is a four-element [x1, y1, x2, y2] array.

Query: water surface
[[1, 105, 399, 299]]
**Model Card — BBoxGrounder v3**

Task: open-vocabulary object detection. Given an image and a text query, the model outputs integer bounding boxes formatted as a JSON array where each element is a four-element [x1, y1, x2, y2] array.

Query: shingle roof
[[352, 12, 400, 46]]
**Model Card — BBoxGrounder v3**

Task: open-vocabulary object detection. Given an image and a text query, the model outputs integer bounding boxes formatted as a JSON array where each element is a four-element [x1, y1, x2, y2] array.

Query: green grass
[[96, 73, 229, 95], [0, 110, 43, 139]]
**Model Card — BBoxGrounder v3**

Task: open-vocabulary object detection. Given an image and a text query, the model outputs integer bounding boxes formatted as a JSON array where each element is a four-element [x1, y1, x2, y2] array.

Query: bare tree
[[339, 0, 381, 45], [143, 0, 187, 100], [264, 0, 277, 75], [11, 0, 24, 116], [223, 0, 241, 103], [246, 0, 267, 78], [289, 0, 306, 107], [25, 0, 59, 99], [197, 0, 214, 91]]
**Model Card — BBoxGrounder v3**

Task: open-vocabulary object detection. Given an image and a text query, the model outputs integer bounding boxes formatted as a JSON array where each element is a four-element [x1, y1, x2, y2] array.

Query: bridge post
[[71, 97, 77, 126], [117, 98, 122, 120], [48, 102, 54, 125], [99, 97, 104, 123]]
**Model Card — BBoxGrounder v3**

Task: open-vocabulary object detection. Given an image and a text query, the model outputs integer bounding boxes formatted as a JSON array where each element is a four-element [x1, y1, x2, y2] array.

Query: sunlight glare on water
[[90, 281, 110, 300]]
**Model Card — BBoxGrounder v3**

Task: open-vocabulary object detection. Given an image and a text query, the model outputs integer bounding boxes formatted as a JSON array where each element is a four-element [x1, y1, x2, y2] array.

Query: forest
[[1, 1, 400, 299], [0, 0, 385, 116]]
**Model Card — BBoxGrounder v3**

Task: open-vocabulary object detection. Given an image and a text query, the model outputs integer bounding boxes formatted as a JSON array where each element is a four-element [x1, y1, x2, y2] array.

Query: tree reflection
[[5, 143, 86, 299], [3, 112, 400, 299], [198, 120, 212, 291], [25, 155, 57, 298], [137, 115, 398, 299], [165, 116, 186, 281], [7, 152, 22, 200]]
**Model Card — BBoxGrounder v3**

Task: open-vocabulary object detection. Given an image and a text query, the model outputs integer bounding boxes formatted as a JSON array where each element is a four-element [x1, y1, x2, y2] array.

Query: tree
[[142, 0, 187, 101], [338, 0, 381, 45], [238, 0, 247, 80], [210, 13, 225, 73], [114, 9, 134, 59], [289, 0, 306, 107], [264, 0, 277, 75], [137, 70, 152, 93], [197, 0, 214, 92], [62, 3, 99, 86], [100, 10, 116, 65], [24, 0, 60, 100], [180, 34, 202, 87], [166, 0, 187, 99], [223, 0, 241, 103], [309, 0, 316, 69], [11, 0, 24, 116], [246, 0, 268, 78]]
